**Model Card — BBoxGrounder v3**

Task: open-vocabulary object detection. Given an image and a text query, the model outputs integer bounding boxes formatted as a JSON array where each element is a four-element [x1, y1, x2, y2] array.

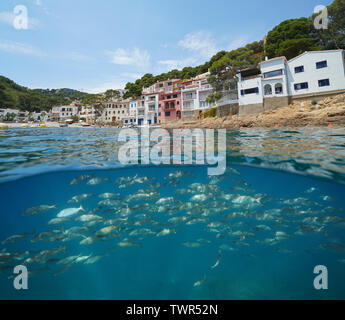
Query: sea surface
[[0, 127, 345, 300]]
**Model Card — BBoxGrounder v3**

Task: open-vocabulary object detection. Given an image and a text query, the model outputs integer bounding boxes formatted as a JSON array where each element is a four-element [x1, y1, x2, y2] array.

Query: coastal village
[[1, 49, 345, 129]]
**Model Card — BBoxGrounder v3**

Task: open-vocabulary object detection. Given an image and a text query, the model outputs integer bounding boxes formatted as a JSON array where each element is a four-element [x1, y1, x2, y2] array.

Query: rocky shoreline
[[162, 94, 345, 129]]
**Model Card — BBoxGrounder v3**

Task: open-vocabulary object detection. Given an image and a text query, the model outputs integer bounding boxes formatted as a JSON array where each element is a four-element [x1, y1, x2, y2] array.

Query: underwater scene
[[0, 127, 345, 300]]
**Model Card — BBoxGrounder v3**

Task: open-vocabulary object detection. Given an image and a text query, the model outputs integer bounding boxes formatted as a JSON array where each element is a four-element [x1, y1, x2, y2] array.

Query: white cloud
[[0, 11, 40, 29], [0, 40, 44, 56], [108, 47, 150, 68], [85, 80, 127, 94], [158, 58, 198, 71], [227, 35, 251, 51], [178, 31, 218, 59], [122, 72, 144, 80]]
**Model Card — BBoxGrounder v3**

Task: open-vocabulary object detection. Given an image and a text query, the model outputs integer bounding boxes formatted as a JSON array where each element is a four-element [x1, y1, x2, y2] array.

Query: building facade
[[143, 93, 159, 125], [181, 72, 216, 119], [79, 105, 97, 124], [237, 50, 345, 115], [101, 100, 129, 123], [51, 106, 79, 122]]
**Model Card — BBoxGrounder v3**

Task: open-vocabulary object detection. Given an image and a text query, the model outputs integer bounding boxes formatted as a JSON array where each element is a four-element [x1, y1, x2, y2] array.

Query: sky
[[0, 0, 334, 93]]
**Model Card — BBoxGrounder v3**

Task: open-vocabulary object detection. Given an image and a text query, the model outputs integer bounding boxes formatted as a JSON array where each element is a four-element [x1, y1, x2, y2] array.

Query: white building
[[79, 105, 97, 124], [143, 93, 159, 125], [101, 100, 129, 123], [287, 50, 345, 98], [0, 108, 20, 119], [135, 97, 145, 126], [51, 106, 79, 122], [181, 72, 216, 119], [237, 50, 345, 115]]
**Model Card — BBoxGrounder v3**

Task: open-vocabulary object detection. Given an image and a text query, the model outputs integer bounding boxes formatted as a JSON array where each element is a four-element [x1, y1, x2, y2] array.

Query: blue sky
[[0, 0, 333, 93]]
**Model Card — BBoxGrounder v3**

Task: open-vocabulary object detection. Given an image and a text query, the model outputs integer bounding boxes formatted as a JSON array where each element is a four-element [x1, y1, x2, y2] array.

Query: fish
[[84, 254, 105, 265], [232, 195, 261, 207], [80, 236, 99, 245], [57, 205, 85, 218], [70, 175, 92, 185], [95, 226, 117, 236], [54, 263, 75, 276], [182, 242, 202, 248], [190, 194, 210, 202], [98, 193, 120, 199], [117, 240, 142, 248], [219, 244, 236, 251], [76, 214, 102, 222], [156, 228, 177, 237], [68, 193, 93, 203], [166, 171, 193, 179], [228, 168, 241, 175], [305, 187, 318, 194], [2, 231, 35, 245], [31, 229, 65, 243], [23, 204, 56, 216], [75, 255, 92, 263], [156, 197, 175, 206], [193, 274, 206, 287], [57, 255, 81, 265], [98, 199, 121, 207], [129, 228, 155, 237], [211, 250, 222, 269], [31, 247, 66, 264], [87, 177, 109, 185], [48, 217, 70, 225]]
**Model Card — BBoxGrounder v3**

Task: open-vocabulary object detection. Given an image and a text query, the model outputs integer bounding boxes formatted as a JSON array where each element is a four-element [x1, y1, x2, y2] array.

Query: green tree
[[265, 18, 319, 59]]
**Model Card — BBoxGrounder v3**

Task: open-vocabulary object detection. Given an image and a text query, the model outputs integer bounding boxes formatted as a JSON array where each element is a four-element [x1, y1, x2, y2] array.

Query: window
[[318, 79, 330, 87], [165, 112, 171, 117], [316, 60, 327, 69], [294, 82, 309, 91], [263, 69, 283, 78], [241, 87, 259, 95], [275, 83, 283, 94], [264, 84, 272, 96], [295, 66, 304, 73], [173, 94, 177, 98], [167, 95, 171, 99]]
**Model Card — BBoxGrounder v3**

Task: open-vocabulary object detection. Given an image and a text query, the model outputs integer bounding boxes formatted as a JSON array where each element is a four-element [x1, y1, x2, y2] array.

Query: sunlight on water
[[0, 128, 345, 300]]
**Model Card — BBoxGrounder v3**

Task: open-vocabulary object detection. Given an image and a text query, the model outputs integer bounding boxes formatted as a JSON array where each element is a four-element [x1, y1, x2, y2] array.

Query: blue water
[[0, 128, 345, 300]]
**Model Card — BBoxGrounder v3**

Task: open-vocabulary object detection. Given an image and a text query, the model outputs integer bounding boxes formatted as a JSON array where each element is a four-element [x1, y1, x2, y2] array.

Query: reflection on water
[[1, 127, 345, 183]]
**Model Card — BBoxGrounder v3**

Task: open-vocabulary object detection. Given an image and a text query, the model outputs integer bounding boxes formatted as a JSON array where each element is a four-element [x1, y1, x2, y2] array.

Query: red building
[[158, 90, 182, 123]]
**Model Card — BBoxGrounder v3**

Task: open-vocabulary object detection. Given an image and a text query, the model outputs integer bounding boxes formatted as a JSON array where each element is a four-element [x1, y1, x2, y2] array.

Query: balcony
[[164, 103, 175, 110], [183, 94, 196, 101], [182, 102, 194, 110]]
